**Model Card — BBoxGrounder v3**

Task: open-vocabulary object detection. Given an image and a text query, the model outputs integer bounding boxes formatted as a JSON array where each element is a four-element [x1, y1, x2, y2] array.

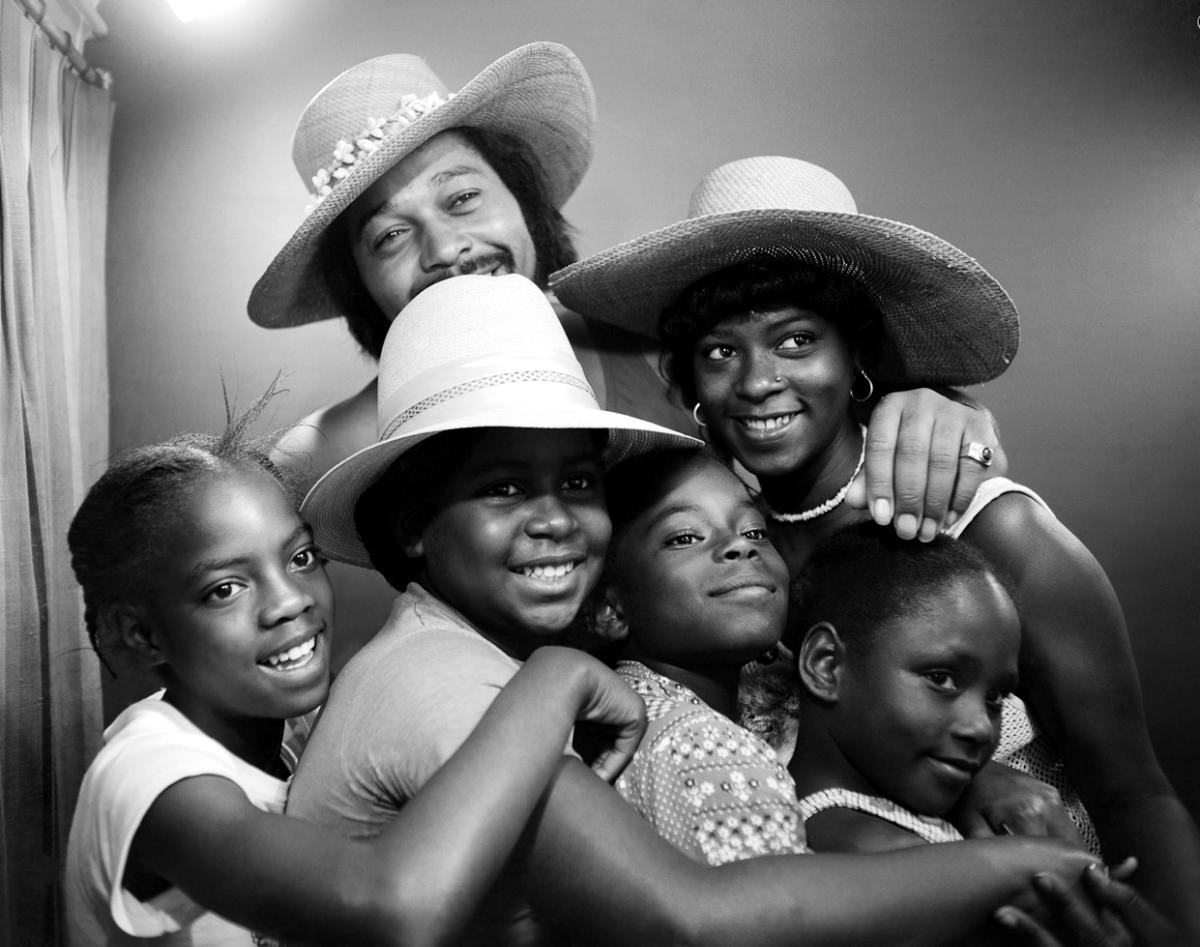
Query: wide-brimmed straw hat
[[301, 274, 701, 567], [249, 42, 595, 329], [550, 156, 1019, 386]]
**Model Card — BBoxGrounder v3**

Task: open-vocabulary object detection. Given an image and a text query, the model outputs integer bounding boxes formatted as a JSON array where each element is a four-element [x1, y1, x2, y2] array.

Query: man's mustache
[[421, 250, 517, 289]]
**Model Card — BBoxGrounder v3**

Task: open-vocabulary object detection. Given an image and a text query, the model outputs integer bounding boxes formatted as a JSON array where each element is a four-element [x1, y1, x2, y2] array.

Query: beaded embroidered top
[[614, 661, 809, 865]]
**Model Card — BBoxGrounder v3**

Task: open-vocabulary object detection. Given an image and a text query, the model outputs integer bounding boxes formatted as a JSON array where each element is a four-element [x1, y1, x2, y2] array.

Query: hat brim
[[301, 406, 701, 569], [250, 42, 595, 329], [550, 209, 1019, 386]]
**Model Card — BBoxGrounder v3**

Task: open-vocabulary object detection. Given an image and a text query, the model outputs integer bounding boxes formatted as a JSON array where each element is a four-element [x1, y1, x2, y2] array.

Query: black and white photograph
[[3, 1, 1199, 944]]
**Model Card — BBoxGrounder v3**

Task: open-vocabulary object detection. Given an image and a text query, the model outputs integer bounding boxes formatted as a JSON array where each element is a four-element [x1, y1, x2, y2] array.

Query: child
[[589, 446, 808, 865], [291, 273, 1119, 947], [786, 522, 1021, 852], [62, 392, 649, 946]]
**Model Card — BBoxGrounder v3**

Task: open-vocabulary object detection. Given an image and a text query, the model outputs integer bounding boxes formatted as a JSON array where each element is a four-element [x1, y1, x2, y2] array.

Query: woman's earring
[[692, 403, 708, 429], [850, 368, 875, 403]]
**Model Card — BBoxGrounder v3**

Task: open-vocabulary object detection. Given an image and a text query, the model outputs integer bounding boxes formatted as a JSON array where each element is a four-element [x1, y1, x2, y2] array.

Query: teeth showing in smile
[[262, 635, 318, 671], [518, 562, 577, 581], [741, 414, 795, 433]]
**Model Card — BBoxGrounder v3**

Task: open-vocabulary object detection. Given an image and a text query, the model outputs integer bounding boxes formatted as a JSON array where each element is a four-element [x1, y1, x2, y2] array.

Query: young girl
[[63, 394, 649, 946], [589, 446, 807, 865], [785, 523, 1021, 852], [293, 273, 1119, 947]]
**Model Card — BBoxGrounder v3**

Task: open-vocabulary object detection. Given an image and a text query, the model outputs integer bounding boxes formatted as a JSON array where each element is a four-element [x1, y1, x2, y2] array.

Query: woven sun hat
[[550, 156, 1019, 386], [300, 273, 701, 567], [248, 42, 595, 329]]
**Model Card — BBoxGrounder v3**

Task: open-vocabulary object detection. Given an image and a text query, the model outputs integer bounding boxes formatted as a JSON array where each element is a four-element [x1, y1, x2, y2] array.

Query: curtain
[[1, 3, 112, 942]]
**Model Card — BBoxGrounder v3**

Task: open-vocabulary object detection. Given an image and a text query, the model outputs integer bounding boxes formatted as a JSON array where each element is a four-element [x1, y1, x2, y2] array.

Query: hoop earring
[[850, 368, 874, 403], [692, 403, 708, 429]]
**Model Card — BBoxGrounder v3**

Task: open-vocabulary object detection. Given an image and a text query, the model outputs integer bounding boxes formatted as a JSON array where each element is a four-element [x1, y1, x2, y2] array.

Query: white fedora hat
[[249, 42, 595, 329], [550, 156, 1019, 386], [301, 274, 701, 567]]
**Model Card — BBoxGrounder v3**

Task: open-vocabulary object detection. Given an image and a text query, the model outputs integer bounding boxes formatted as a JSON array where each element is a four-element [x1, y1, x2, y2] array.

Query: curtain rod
[[11, 0, 111, 89]]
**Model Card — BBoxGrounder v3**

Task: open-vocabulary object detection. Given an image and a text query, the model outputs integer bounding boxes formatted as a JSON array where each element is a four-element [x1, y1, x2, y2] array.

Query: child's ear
[[104, 605, 166, 668], [797, 621, 846, 702], [589, 589, 630, 644]]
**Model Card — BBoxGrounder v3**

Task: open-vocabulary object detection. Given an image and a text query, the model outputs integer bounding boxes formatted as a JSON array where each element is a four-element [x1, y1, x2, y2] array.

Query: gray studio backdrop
[[90, 0, 1200, 812]]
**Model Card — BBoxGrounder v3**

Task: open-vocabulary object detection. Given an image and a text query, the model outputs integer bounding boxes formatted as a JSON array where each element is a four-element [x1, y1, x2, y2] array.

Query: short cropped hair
[[320, 125, 579, 360], [786, 521, 1013, 657]]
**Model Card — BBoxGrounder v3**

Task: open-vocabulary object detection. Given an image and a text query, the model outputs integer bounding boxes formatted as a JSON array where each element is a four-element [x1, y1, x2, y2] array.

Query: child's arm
[[804, 807, 935, 854], [516, 756, 1105, 946], [125, 646, 644, 947], [962, 493, 1200, 938]]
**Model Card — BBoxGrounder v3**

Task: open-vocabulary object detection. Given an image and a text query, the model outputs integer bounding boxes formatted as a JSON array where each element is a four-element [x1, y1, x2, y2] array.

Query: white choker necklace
[[762, 425, 867, 524]]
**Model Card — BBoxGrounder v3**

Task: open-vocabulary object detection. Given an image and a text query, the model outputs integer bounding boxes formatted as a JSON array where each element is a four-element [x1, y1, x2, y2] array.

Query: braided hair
[[67, 384, 294, 674]]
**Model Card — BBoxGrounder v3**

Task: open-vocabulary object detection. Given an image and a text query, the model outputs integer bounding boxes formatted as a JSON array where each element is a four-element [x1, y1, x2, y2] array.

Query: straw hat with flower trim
[[301, 273, 701, 568], [249, 42, 595, 329], [550, 156, 1019, 386]]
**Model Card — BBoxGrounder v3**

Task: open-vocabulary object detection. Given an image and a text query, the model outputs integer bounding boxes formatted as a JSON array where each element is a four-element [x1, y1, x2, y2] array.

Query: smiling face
[[345, 130, 537, 319], [606, 453, 789, 671], [692, 306, 858, 480], [410, 428, 610, 659], [829, 572, 1020, 816], [138, 467, 333, 741]]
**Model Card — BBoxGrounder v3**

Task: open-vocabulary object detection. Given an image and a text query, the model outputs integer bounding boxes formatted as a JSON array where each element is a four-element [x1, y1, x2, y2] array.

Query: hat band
[[380, 368, 596, 439], [307, 90, 457, 213]]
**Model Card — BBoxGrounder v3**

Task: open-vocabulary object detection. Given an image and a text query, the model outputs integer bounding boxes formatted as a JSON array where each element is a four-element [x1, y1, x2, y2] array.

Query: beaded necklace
[[761, 425, 866, 524]]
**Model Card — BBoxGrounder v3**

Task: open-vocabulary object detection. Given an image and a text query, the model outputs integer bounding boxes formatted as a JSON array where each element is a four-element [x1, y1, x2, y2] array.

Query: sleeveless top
[[947, 477, 1100, 854], [798, 788, 964, 845]]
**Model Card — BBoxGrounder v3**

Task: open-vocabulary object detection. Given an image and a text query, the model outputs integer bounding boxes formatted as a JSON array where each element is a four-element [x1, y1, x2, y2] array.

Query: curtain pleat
[[1, 4, 112, 943]]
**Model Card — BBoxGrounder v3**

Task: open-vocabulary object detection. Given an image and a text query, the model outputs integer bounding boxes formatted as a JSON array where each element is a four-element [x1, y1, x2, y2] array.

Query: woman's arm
[[952, 759, 1084, 844], [128, 647, 644, 947], [518, 756, 1101, 947], [962, 494, 1200, 937], [854, 389, 1006, 541]]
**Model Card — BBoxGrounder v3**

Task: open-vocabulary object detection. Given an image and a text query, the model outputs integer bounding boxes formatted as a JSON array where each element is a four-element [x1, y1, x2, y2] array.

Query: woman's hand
[[951, 761, 1084, 846], [849, 388, 1006, 541], [525, 646, 647, 783], [994, 860, 1184, 946]]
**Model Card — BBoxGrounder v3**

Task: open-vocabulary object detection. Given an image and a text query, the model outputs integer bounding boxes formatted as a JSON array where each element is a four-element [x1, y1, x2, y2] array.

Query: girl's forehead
[[625, 457, 755, 535], [870, 577, 1018, 660], [166, 468, 299, 546]]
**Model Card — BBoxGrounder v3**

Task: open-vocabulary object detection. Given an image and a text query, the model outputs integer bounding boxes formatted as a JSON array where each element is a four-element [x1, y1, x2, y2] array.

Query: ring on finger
[[961, 442, 994, 467]]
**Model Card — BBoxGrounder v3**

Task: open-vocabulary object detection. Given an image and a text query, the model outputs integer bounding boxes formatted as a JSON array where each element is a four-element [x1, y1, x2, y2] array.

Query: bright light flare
[[166, 0, 246, 24]]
